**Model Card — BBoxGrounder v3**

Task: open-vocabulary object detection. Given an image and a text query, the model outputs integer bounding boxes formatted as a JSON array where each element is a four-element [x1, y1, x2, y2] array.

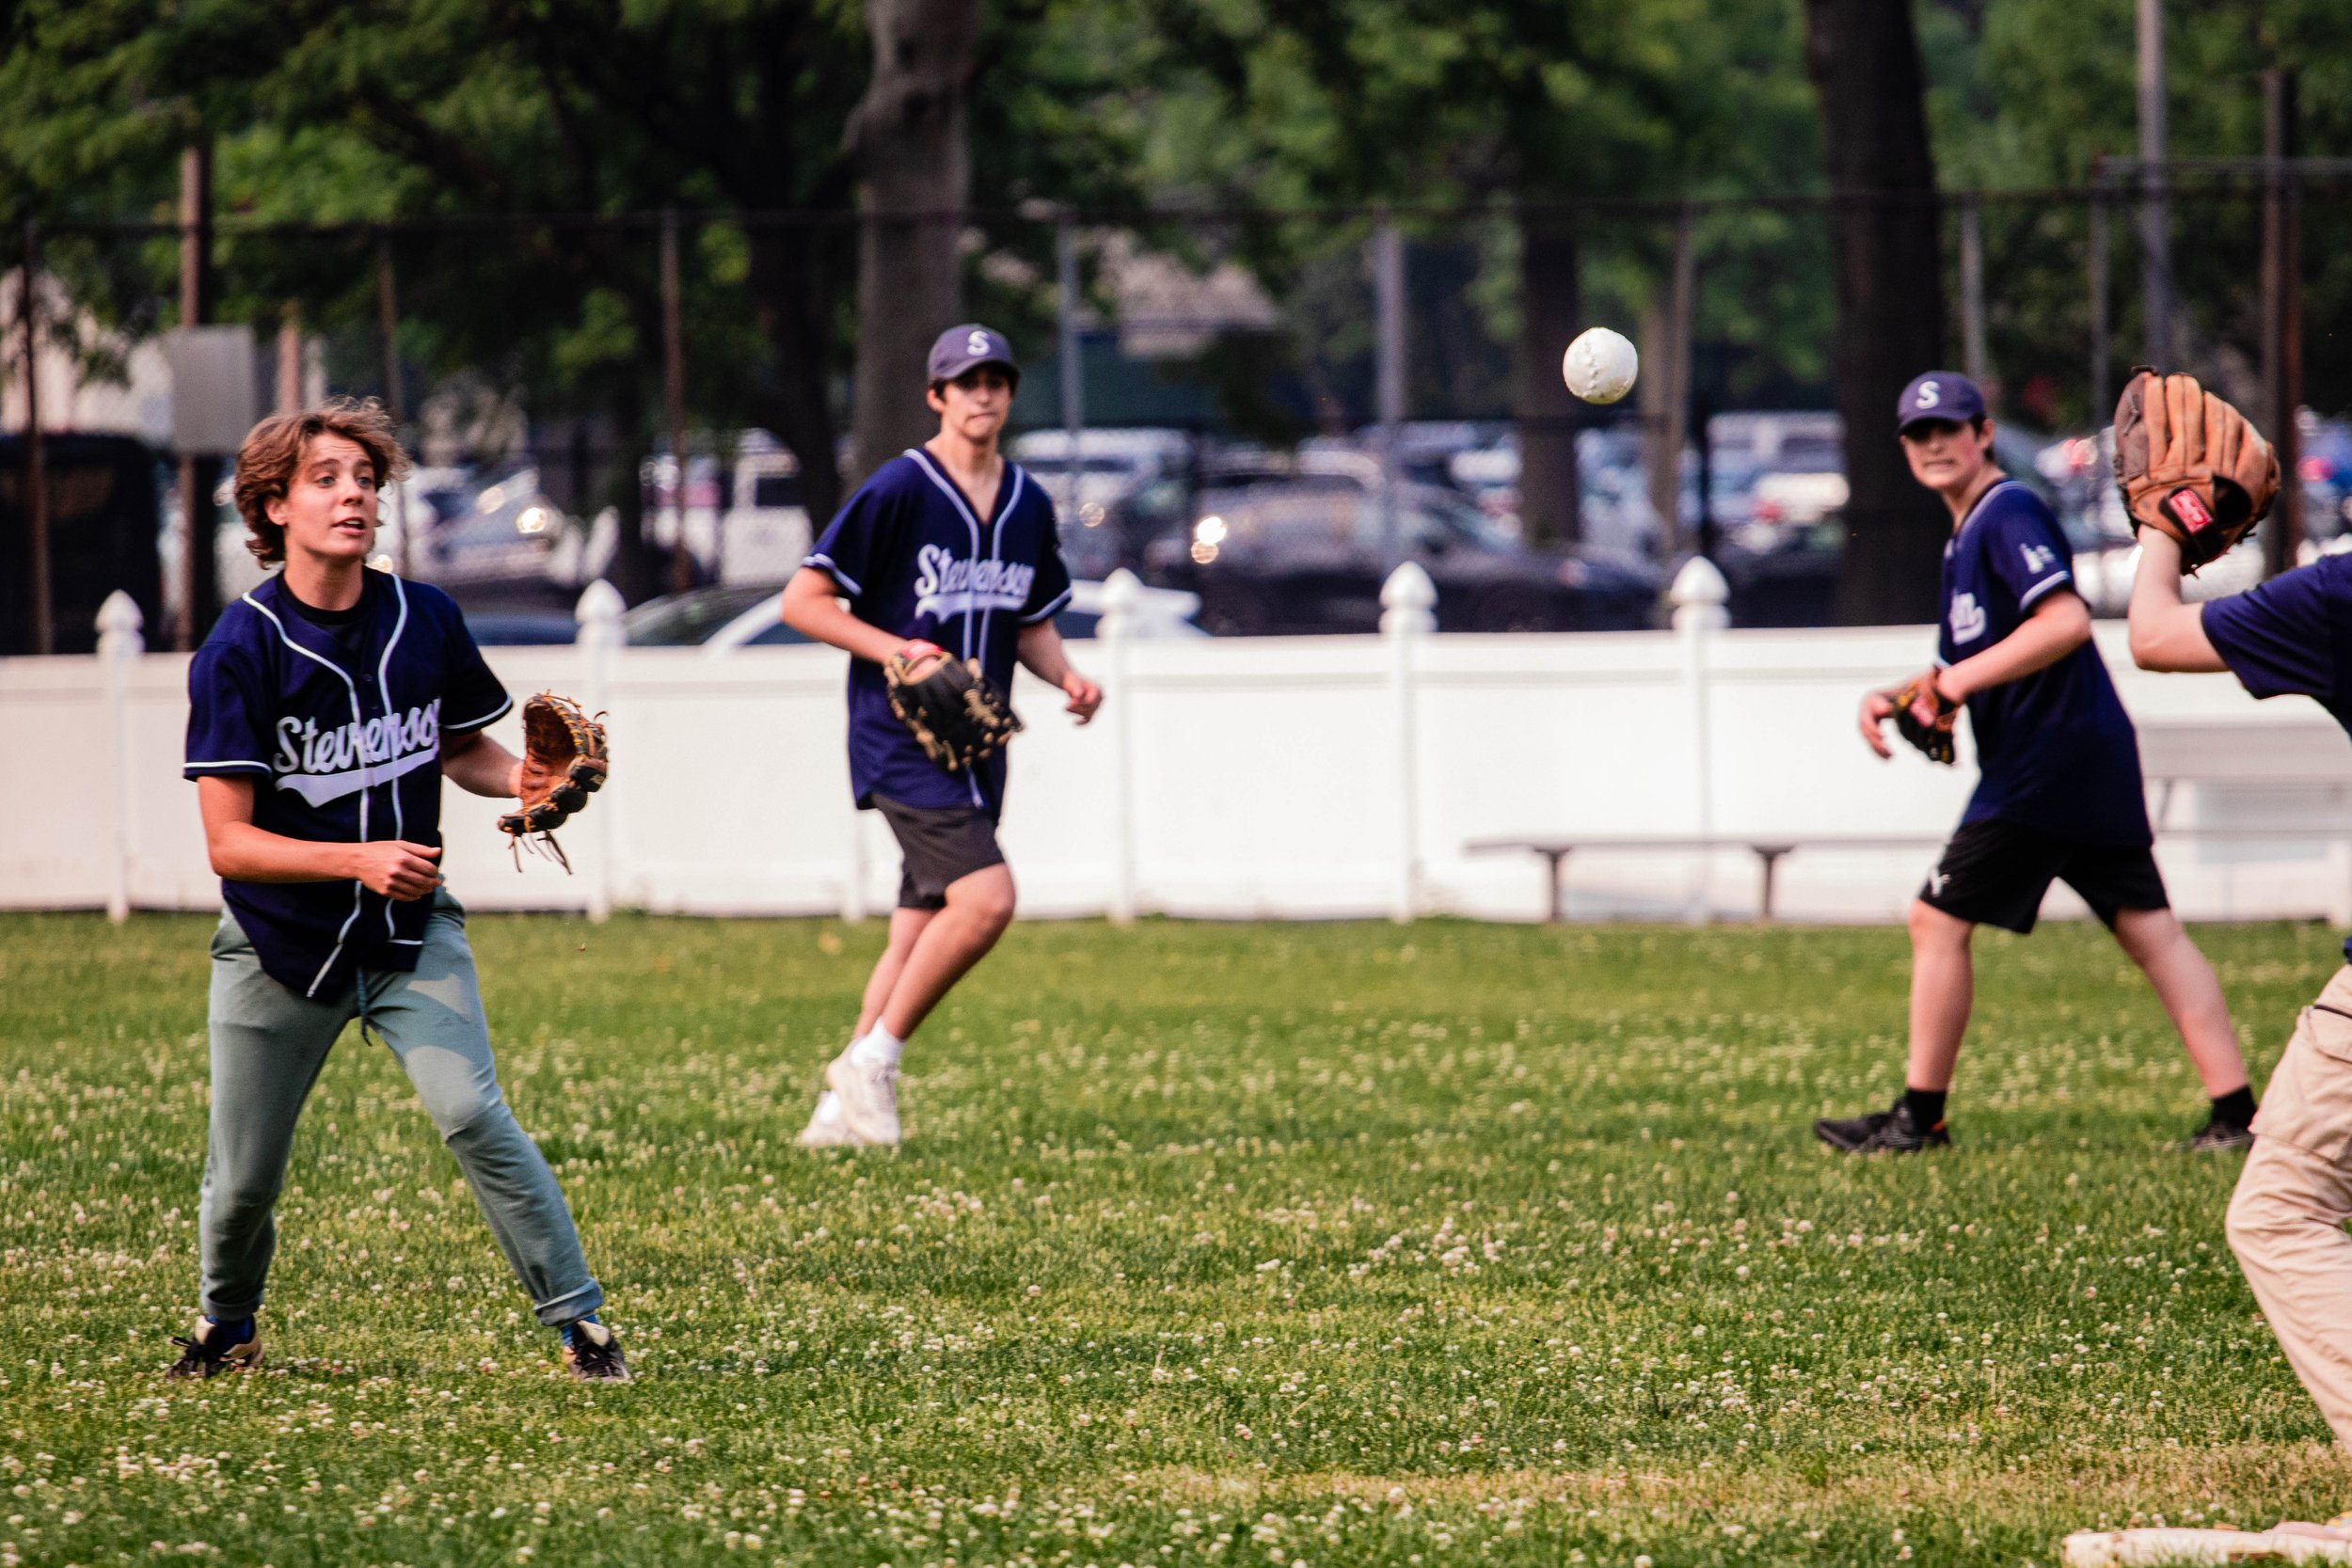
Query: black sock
[[1902, 1086, 1947, 1129], [2212, 1085, 2257, 1127]]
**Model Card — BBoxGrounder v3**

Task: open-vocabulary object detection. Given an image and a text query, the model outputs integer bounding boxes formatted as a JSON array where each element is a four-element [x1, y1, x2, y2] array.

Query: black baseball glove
[[1883, 676, 1960, 766], [883, 641, 1024, 773]]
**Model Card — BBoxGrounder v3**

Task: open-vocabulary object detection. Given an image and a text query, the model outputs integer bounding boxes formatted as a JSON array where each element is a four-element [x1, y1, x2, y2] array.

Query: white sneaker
[[824, 1050, 902, 1146], [796, 1090, 863, 1148]]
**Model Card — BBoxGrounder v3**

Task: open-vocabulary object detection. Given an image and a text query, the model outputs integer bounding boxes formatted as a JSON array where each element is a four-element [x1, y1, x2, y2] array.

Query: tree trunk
[[604, 383, 657, 606], [1514, 208, 1581, 546], [748, 229, 846, 526], [1639, 213, 1697, 554], [1804, 0, 1947, 625], [848, 0, 979, 487]]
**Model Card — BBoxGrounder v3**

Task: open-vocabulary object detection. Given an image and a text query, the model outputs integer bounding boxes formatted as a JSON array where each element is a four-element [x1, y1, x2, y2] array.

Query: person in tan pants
[[2131, 526, 2352, 1456]]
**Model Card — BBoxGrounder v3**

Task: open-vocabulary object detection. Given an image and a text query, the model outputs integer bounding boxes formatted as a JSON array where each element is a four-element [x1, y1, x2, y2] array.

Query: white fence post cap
[[576, 578, 626, 643], [1380, 561, 1437, 610], [1669, 555, 1729, 608], [1100, 567, 1144, 612], [1670, 556, 1731, 630], [1380, 562, 1438, 636], [96, 590, 145, 641]]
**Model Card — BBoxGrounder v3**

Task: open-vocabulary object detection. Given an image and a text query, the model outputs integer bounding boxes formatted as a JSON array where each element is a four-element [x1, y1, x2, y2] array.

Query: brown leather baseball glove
[[498, 691, 608, 869], [883, 641, 1023, 773], [2111, 369, 2280, 572]]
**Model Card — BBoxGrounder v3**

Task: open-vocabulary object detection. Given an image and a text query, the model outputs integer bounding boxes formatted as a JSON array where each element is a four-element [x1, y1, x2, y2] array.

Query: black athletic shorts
[[1918, 818, 2169, 934], [873, 795, 1006, 911]]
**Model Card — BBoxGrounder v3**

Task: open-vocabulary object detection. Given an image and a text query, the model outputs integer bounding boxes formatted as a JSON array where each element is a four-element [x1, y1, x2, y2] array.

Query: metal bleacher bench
[[1464, 833, 1947, 923], [1471, 719, 2352, 924]]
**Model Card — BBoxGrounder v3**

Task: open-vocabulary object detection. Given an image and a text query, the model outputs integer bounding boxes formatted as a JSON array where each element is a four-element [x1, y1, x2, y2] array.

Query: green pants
[[200, 895, 602, 1327]]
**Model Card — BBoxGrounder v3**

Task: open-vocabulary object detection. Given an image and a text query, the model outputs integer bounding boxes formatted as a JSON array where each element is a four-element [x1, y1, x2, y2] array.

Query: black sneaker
[[1814, 1100, 1950, 1154], [2185, 1116, 2255, 1152], [561, 1318, 630, 1382], [164, 1318, 262, 1379]]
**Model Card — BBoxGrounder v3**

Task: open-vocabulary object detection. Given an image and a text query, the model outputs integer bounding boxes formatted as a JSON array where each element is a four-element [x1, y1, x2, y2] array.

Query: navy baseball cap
[[1895, 371, 1986, 434], [927, 324, 1019, 386]]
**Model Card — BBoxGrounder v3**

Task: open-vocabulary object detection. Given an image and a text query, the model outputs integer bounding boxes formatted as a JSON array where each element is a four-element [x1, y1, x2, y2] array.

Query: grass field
[[6, 911, 2352, 1568]]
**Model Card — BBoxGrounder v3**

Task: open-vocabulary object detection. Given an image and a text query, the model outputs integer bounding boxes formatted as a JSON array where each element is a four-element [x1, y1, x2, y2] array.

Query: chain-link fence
[[7, 174, 2351, 653]]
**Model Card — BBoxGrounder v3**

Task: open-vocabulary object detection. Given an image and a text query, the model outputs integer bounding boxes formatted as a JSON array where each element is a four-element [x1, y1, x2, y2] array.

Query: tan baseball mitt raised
[[2111, 369, 2280, 572], [498, 691, 608, 870]]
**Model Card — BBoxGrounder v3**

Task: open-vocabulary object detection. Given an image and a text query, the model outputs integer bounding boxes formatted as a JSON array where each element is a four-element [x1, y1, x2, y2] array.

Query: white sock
[[850, 1026, 905, 1069]]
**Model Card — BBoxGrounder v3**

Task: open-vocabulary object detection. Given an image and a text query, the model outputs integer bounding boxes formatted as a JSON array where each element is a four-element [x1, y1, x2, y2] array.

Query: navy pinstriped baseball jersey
[[804, 447, 1073, 816], [1937, 479, 2149, 847], [2204, 554, 2352, 958], [183, 570, 511, 997]]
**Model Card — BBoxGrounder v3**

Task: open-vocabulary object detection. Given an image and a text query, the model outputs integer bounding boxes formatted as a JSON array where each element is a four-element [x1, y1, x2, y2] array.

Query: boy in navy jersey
[[2132, 528, 2352, 1455], [1816, 372, 2254, 1154], [783, 325, 1101, 1147], [169, 399, 624, 1380]]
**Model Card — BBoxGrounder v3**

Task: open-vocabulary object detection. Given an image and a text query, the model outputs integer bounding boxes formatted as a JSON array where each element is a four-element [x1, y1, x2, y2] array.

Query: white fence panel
[[3, 576, 2346, 927]]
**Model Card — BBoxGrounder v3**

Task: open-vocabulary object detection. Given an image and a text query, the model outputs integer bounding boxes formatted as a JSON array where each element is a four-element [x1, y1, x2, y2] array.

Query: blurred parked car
[[1143, 477, 1659, 634], [1010, 428, 1193, 509], [641, 436, 814, 585], [421, 467, 593, 594], [1011, 429, 1194, 581], [620, 576, 1203, 652], [463, 609, 582, 645], [622, 582, 803, 647]]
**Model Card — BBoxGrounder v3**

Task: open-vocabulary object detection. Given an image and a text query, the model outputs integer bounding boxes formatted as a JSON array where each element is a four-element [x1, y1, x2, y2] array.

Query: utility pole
[[660, 210, 693, 594], [2088, 157, 2111, 415], [21, 220, 52, 655], [1959, 196, 1989, 390], [176, 142, 216, 651], [2261, 68, 2304, 578], [274, 303, 304, 414], [377, 235, 410, 577], [1374, 214, 1405, 572], [1057, 211, 1086, 528], [2137, 0, 2173, 366]]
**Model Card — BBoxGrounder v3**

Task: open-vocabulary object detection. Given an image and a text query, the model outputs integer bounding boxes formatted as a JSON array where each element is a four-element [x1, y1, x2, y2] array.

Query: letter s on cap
[[1915, 380, 1940, 409], [968, 329, 991, 356]]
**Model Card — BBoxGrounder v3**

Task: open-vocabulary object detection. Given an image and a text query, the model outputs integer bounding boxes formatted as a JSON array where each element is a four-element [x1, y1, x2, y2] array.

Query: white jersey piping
[[240, 590, 369, 998]]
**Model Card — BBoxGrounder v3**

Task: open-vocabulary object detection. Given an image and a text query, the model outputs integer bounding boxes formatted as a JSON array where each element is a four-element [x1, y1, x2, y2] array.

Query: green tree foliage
[[0, 0, 1144, 589], [1105, 0, 1825, 418], [1921, 0, 2352, 423]]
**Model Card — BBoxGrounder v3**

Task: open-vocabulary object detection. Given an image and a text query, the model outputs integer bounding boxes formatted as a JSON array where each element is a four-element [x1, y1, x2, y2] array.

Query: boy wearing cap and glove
[[1818, 372, 2254, 1155], [781, 325, 1103, 1148]]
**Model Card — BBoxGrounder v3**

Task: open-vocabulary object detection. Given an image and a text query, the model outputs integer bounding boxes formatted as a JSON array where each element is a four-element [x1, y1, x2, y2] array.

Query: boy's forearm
[[441, 731, 524, 799], [1945, 597, 2090, 698], [781, 573, 904, 664], [209, 821, 360, 884], [2125, 531, 2229, 671], [1015, 622, 1071, 685]]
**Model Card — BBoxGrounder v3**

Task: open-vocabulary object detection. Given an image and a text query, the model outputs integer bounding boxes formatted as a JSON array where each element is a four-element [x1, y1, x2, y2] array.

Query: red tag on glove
[[2164, 487, 2216, 533]]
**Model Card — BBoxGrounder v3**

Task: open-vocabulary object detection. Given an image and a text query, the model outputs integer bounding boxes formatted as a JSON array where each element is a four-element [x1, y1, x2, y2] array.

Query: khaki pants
[[2228, 964, 2352, 1449]]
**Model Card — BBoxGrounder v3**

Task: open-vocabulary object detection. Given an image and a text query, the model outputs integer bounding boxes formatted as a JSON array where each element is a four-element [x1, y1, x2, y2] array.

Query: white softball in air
[[1562, 327, 1639, 404]]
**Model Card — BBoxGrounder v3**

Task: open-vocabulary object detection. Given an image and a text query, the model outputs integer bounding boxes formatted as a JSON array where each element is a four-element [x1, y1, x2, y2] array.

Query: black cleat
[[561, 1318, 630, 1382], [164, 1318, 262, 1379], [2185, 1116, 2255, 1152], [1814, 1100, 1950, 1154]]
